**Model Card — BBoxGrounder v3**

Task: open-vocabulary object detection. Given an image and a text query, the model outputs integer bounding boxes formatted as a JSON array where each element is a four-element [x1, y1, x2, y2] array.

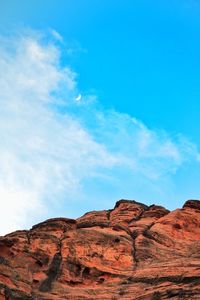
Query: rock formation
[[0, 199, 200, 299]]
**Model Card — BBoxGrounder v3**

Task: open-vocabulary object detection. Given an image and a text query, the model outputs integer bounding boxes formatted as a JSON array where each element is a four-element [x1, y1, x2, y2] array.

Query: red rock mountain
[[0, 199, 200, 299]]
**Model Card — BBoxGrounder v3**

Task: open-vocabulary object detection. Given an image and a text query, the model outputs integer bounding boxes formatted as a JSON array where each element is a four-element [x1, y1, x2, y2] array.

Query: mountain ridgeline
[[0, 199, 200, 299]]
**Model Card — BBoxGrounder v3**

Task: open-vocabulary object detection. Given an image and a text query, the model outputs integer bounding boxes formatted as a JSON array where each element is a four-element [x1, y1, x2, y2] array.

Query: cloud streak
[[0, 30, 199, 235]]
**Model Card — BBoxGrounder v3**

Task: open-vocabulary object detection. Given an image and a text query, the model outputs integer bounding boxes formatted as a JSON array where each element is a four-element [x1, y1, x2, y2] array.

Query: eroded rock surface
[[0, 199, 200, 299]]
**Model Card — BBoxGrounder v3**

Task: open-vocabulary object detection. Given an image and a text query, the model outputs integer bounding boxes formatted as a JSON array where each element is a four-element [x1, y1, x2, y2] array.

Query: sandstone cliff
[[0, 199, 200, 299]]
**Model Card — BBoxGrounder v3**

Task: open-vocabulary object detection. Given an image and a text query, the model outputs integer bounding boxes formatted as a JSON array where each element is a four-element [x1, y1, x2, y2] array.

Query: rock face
[[0, 199, 200, 299]]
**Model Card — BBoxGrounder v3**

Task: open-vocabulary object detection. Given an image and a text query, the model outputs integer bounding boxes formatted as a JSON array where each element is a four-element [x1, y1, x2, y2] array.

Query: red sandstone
[[0, 199, 200, 299]]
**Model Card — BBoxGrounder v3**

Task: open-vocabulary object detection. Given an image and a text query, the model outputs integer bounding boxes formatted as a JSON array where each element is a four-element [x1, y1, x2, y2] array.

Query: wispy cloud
[[0, 31, 117, 234], [51, 29, 64, 43], [0, 29, 199, 235], [78, 109, 199, 178]]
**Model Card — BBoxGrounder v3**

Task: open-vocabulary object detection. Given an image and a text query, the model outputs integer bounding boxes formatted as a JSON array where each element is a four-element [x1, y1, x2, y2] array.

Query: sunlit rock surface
[[0, 199, 200, 299]]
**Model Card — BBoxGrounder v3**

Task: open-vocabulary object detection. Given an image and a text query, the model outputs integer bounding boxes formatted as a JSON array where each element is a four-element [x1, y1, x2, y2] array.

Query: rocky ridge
[[0, 199, 200, 299]]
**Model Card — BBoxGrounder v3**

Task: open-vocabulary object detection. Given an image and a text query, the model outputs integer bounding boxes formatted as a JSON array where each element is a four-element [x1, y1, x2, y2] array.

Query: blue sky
[[0, 1, 200, 233]]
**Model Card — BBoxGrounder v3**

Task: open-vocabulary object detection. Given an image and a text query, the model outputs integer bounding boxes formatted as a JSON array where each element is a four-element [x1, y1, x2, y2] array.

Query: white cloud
[[0, 30, 199, 235], [0, 31, 117, 234], [81, 110, 199, 179]]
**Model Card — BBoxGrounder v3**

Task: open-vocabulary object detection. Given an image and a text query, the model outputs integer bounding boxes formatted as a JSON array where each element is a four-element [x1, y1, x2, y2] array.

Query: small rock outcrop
[[0, 199, 200, 299]]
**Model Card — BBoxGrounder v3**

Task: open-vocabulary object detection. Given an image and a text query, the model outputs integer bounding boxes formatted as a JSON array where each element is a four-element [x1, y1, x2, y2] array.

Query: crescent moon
[[75, 94, 82, 102]]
